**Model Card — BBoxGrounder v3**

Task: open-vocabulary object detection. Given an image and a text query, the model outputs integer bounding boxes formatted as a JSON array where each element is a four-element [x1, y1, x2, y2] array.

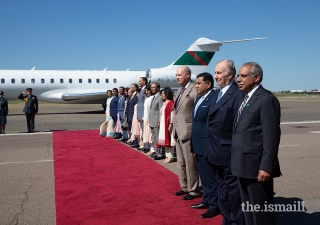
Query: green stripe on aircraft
[[173, 51, 215, 66]]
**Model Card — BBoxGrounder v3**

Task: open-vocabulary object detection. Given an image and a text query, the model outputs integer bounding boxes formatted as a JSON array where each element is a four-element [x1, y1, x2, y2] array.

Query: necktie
[[150, 95, 155, 108], [194, 96, 204, 117], [174, 87, 186, 109], [216, 88, 223, 103], [234, 94, 249, 127]]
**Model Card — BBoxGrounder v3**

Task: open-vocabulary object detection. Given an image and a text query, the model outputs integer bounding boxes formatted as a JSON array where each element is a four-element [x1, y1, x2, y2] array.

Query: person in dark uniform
[[0, 91, 8, 134], [17, 88, 38, 133]]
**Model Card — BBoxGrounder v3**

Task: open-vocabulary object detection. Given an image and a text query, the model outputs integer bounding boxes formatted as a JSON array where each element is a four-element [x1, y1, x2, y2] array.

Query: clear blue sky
[[1, 0, 319, 92]]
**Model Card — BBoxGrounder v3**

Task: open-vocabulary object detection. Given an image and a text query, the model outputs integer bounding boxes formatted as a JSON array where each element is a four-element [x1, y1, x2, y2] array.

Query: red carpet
[[53, 130, 222, 225]]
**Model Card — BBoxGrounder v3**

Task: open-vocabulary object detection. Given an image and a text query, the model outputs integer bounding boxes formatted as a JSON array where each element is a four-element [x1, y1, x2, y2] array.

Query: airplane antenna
[[220, 37, 267, 44], [103, 67, 107, 71], [31, 67, 36, 70]]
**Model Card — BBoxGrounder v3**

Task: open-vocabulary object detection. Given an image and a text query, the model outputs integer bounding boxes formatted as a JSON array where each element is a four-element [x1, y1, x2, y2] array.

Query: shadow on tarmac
[[275, 197, 320, 225], [8, 110, 104, 116]]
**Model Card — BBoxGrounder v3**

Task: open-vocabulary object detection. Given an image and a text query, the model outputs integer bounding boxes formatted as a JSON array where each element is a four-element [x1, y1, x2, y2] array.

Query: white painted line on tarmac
[[0, 159, 53, 165], [0, 132, 53, 136], [281, 121, 320, 124], [279, 144, 300, 147], [308, 131, 320, 134]]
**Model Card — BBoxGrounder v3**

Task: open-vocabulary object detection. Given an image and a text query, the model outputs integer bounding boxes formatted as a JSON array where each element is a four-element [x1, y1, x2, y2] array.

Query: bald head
[[175, 66, 191, 87]]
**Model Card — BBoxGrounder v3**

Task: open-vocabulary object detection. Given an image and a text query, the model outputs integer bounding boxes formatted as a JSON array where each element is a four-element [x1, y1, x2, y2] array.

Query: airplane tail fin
[[161, 37, 265, 76]]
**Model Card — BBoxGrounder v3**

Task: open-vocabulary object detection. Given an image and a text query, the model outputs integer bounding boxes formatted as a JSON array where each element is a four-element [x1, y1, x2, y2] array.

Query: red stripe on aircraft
[[187, 51, 207, 65]]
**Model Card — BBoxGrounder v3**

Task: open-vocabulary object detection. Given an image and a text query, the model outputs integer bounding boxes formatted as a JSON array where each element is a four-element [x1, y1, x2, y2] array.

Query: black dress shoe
[[130, 144, 140, 148], [182, 194, 201, 200], [154, 155, 165, 160], [143, 148, 150, 153], [190, 203, 209, 209], [174, 190, 188, 196], [151, 152, 157, 158], [200, 209, 219, 218]]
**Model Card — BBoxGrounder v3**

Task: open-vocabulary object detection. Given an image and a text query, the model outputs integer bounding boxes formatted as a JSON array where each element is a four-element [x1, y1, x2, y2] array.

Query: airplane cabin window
[[105, 79, 109, 83], [11, 79, 15, 83], [21, 79, 25, 83], [41, 79, 45, 83], [96, 79, 100, 83], [31, 79, 35, 83], [113, 79, 117, 83], [0, 79, 4, 84], [79, 79, 82, 83], [69, 79, 72, 83], [88, 79, 92, 83], [60, 79, 63, 83], [50, 79, 54, 83]]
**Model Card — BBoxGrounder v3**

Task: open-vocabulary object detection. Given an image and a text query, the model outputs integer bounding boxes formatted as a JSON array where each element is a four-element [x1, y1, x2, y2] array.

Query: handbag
[[121, 115, 128, 129]]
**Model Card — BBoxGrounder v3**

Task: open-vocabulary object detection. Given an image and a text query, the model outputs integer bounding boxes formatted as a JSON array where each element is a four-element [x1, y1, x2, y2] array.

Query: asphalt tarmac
[[1, 97, 320, 224]]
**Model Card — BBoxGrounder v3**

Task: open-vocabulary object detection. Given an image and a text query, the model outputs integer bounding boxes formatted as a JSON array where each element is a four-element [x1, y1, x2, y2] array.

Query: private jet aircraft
[[0, 37, 264, 104]]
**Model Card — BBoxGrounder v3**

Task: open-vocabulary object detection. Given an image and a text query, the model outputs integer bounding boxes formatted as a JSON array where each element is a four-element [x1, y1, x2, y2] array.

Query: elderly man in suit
[[232, 62, 281, 225], [146, 82, 164, 158], [190, 72, 218, 218], [205, 60, 245, 223], [172, 66, 200, 200], [17, 88, 38, 133]]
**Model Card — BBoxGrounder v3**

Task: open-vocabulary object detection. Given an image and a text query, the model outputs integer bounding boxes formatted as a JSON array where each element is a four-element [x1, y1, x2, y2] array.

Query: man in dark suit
[[127, 83, 139, 147], [110, 88, 119, 125], [0, 91, 8, 134], [205, 60, 245, 223], [232, 62, 281, 225], [190, 72, 218, 218], [17, 88, 38, 133]]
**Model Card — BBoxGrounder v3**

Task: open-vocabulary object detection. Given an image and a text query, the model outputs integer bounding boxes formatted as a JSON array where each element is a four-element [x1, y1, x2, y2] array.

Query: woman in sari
[[157, 87, 174, 163], [100, 90, 114, 137]]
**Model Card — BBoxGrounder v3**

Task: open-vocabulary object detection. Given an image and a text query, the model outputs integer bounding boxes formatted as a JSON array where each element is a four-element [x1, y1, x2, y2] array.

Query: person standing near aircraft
[[127, 83, 139, 146], [172, 66, 200, 200], [137, 77, 147, 148], [232, 62, 281, 225], [146, 82, 164, 158], [118, 86, 127, 141], [0, 91, 8, 134], [100, 90, 115, 137], [17, 88, 38, 133], [189, 72, 218, 218], [142, 85, 153, 153], [205, 60, 245, 222]]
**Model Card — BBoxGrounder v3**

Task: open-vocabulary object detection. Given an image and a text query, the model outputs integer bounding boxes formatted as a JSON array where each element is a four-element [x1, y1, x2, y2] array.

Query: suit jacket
[[127, 94, 138, 124], [0, 97, 8, 115], [137, 87, 146, 120], [172, 81, 197, 141], [118, 94, 125, 112], [190, 91, 214, 155], [205, 81, 244, 166], [149, 92, 164, 128], [17, 94, 38, 114], [231, 86, 281, 179], [109, 96, 119, 119]]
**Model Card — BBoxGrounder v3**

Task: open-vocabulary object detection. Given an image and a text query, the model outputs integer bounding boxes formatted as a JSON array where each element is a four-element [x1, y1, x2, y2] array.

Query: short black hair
[[161, 87, 173, 100], [145, 85, 151, 92], [131, 83, 139, 90], [196, 72, 214, 88], [112, 88, 118, 93], [140, 77, 148, 85]]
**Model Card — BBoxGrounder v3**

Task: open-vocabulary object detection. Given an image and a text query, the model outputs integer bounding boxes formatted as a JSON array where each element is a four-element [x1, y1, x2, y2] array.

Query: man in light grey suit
[[172, 66, 200, 200], [137, 77, 147, 149], [146, 82, 164, 158]]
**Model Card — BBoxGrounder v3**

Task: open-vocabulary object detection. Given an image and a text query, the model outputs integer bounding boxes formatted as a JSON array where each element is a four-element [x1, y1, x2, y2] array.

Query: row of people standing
[[172, 62, 281, 225]]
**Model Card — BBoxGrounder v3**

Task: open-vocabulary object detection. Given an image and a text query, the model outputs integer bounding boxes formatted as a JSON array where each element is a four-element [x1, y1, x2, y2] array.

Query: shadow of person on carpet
[[275, 197, 320, 225]]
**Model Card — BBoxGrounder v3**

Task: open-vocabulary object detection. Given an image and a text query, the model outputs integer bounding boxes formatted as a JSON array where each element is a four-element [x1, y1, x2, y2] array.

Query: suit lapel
[[209, 82, 237, 115], [233, 86, 263, 130], [194, 91, 214, 119], [176, 81, 194, 112]]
